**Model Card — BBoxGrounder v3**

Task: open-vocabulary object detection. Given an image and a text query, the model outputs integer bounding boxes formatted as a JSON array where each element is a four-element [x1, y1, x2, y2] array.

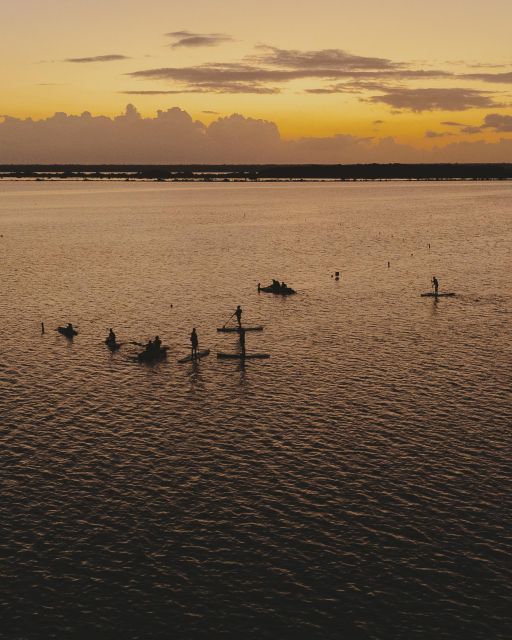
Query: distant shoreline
[[1, 163, 512, 182]]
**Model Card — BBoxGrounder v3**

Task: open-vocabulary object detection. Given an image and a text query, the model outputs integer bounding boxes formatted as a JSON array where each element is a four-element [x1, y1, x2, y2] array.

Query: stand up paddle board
[[217, 352, 270, 360], [216, 325, 264, 333], [177, 349, 210, 363], [420, 292, 456, 297]]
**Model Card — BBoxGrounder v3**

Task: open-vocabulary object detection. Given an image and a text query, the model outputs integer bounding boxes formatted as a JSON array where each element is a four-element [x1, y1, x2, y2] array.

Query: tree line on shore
[[1, 163, 512, 181]]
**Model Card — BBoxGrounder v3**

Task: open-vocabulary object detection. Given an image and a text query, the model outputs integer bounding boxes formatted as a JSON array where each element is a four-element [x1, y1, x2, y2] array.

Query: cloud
[[127, 46, 451, 94], [251, 45, 397, 70], [460, 125, 483, 134], [1, 104, 512, 164], [166, 31, 233, 48], [121, 90, 206, 95], [65, 54, 130, 63], [369, 88, 500, 112], [462, 71, 512, 83], [425, 130, 453, 138], [305, 80, 402, 94], [482, 113, 512, 132]]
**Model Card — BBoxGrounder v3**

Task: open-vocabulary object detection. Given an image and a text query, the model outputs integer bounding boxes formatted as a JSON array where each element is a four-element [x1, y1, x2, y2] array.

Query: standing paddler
[[235, 305, 242, 328], [432, 275, 439, 296], [190, 328, 198, 360]]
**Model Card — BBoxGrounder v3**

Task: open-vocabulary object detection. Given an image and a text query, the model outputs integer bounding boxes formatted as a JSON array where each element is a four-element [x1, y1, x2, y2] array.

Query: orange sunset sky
[[1, 0, 512, 163]]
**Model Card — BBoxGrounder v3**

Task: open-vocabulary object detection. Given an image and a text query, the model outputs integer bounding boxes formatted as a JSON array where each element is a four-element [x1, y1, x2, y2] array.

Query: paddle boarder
[[190, 328, 198, 359], [432, 275, 439, 295], [107, 328, 116, 345], [235, 305, 242, 328], [239, 326, 246, 356]]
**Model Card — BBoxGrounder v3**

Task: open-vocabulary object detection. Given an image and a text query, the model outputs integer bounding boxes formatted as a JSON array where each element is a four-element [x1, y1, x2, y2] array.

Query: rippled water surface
[[1, 181, 511, 639]]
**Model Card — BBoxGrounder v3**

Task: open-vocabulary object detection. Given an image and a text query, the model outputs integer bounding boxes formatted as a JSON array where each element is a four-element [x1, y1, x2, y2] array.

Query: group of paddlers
[[103, 304, 246, 361], [258, 279, 290, 293]]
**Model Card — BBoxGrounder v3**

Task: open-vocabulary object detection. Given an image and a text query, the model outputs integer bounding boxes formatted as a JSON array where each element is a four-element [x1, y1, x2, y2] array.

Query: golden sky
[[1, 0, 511, 161]]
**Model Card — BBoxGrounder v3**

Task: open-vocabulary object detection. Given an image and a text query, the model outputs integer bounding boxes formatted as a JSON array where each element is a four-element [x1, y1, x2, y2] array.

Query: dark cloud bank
[[1, 105, 511, 164]]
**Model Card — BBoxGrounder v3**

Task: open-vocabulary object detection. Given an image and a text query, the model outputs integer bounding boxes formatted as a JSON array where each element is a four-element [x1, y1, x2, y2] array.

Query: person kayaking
[[66, 322, 74, 332], [107, 328, 116, 344], [190, 328, 198, 359], [235, 305, 242, 328], [432, 275, 439, 295], [239, 326, 246, 356]]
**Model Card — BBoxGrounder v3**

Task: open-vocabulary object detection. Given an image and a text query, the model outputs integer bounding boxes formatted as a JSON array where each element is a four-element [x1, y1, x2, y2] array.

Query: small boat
[[217, 352, 270, 360], [217, 325, 264, 333], [105, 338, 121, 351], [57, 326, 78, 337], [177, 349, 210, 363], [258, 283, 296, 295], [137, 346, 168, 363], [420, 292, 456, 298]]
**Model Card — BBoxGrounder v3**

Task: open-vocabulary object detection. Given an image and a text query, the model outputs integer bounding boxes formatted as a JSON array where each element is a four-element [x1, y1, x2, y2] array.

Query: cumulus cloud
[[65, 54, 130, 63], [1, 105, 511, 164], [166, 31, 233, 48], [369, 88, 500, 112]]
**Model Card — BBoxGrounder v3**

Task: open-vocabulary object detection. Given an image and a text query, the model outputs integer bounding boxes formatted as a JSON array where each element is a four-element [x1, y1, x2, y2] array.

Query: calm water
[[1, 181, 511, 639]]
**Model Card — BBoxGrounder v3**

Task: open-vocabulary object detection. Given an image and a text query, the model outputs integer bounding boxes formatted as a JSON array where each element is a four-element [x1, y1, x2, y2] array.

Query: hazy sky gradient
[[2, 0, 511, 161]]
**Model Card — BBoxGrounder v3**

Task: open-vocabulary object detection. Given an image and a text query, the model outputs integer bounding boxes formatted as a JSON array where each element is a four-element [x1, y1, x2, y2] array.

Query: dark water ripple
[[1, 181, 511, 639]]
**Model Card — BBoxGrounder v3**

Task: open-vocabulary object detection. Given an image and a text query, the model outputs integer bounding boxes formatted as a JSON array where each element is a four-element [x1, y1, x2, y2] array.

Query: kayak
[[420, 292, 456, 297], [137, 347, 168, 363], [177, 349, 210, 363], [57, 326, 78, 337], [258, 284, 296, 295], [217, 325, 264, 333], [217, 352, 270, 360]]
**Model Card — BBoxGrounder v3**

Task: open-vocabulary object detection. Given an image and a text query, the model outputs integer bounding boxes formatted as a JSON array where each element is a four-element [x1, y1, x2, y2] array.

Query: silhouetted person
[[67, 323, 74, 332], [107, 328, 116, 344], [239, 326, 246, 356], [432, 276, 439, 295], [190, 328, 198, 359], [153, 335, 162, 352], [235, 305, 242, 328], [145, 339, 153, 353]]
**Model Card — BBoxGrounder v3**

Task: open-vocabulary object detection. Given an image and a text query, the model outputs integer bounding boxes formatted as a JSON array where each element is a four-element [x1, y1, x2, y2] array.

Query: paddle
[[222, 311, 236, 328]]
